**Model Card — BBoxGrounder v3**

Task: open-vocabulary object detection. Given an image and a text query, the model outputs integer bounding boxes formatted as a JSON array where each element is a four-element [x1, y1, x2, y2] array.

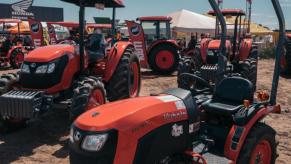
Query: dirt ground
[[0, 59, 290, 164]]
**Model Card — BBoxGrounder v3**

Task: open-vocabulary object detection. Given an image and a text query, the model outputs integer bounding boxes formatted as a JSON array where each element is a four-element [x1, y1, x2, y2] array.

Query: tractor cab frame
[[126, 16, 180, 74]]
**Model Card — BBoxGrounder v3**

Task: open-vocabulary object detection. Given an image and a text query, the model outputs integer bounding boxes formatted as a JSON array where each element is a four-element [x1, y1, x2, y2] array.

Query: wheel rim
[[250, 140, 272, 164], [86, 89, 105, 111], [15, 52, 24, 66], [155, 50, 175, 69], [130, 62, 139, 97]]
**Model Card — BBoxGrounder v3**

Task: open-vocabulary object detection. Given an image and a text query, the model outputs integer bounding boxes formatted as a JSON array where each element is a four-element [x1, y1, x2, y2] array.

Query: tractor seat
[[202, 77, 254, 116]]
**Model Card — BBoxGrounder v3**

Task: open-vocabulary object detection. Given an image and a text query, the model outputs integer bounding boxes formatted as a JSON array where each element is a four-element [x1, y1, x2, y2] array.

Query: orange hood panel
[[208, 40, 231, 50], [75, 96, 188, 132], [25, 45, 76, 62]]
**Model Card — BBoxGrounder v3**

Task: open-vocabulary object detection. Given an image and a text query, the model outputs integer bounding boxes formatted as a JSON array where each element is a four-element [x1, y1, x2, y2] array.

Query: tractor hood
[[25, 45, 76, 63], [208, 40, 231, 50], [74, 95, 188, 132]]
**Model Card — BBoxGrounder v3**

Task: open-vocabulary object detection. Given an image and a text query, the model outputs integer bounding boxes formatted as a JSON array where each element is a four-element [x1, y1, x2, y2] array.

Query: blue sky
[[2, 0, 291, 29]]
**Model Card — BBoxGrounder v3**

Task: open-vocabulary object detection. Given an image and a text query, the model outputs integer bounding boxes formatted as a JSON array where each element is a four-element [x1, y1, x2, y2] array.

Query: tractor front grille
[[200, 65, 219, 82], [19, 55, 68, 89], [0, 90, 43, 118]]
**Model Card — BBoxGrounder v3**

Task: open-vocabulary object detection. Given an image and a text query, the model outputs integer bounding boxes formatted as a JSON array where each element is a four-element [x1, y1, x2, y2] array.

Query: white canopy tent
[[168, 9, 217, 34]]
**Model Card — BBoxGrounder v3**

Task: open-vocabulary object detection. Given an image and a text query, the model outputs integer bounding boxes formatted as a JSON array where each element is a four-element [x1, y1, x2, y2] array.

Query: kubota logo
[[130, 25, 140, 36], [30, 23, 39, 33]]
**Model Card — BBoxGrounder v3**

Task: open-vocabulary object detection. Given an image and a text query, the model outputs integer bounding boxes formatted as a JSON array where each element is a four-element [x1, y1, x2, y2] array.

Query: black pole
[[248, 2, 252, 33], [209, 0, 227, 55], [79, 2, 85, 73], [18, 23, 20, 37], [112, 7, 116, 44], [270, 0, 286, 105]]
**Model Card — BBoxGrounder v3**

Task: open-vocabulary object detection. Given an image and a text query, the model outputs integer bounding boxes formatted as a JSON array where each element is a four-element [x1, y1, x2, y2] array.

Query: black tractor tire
[[238, 58, 257, 90], [249, 45, 259, 60], [177, 57, 196, 90], [129, 52, 141, 98], [148, 44, 179, 75], [106, 47, 140, 102], [70, 76, 106, 120], [10, 48, 24, 69], [237, 123, 277, 164], [177, 53, 204, 90], [281, 38, 291, 76]]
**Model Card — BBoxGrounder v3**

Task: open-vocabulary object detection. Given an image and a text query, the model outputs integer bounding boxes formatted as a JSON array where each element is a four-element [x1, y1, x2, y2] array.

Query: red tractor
[[69, 0, 285, 163], [178, 0, 258, 90], [280, 34, 291, 76], [126, 16, 180, 74], [0, 0, 141, 131], [0, 19, 33, 69]]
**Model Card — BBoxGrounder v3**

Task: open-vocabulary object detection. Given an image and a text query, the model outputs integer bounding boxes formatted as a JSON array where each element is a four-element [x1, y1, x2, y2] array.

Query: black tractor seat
[[202, 77, 254, 116]]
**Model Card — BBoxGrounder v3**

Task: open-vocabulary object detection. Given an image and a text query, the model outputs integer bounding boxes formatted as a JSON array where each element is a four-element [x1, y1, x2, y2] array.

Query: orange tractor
[[178, 0, 258, 90], [0, 19, 34, 69], [0, 0, 141, 131], [69, 0, 285, 163], [126, 16, 180, 74]]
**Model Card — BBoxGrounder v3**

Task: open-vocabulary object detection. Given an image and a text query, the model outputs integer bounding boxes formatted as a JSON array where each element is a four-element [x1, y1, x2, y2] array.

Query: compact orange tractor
[[0, 0, 141, 131], [126, 16, 180, 74], [0, 19, 33, 69], [281, 34, 291, 76], [178, 0, 258, 90], [69, 0, 284, 163]]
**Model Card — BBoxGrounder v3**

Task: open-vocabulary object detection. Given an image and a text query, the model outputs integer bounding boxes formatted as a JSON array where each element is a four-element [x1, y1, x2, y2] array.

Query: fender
[[74, 95, 189, 164], [28, 18, 44, 48], [200, 38, 212, 63], [125, 20, 148, 68], [224, 105, 281, 162], [103, 41, 134, 82], [149, 39, 180, 50], [286, 34, 291, 38], [238, 38, 253, 61], [47, 23, 57, 45]]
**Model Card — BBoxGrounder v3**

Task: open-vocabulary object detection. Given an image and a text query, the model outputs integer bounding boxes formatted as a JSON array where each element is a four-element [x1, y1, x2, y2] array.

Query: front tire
[[148, 44, 179, 75], [70, 76, 106, 120], [237, 123, 277, 164], [10, 48, 24, 69], [106, 47, 141, 102], [238, 58, 257, 90]]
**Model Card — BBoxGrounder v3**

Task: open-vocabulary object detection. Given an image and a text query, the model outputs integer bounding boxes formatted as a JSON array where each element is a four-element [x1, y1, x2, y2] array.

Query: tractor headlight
[[35, 65, 48, 74], [47, 63, 56, 73], [81, 134, 108, 152], [21, 64, 30, 73]]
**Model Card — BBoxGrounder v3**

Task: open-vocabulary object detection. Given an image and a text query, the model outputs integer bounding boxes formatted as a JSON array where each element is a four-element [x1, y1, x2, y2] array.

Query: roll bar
[[270, 0, 286, 105], [208, 0, 227, 56]]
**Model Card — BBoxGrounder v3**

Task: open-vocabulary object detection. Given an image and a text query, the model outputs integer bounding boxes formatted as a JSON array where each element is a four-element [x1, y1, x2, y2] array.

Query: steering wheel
[[178, 73, 213, 94], [58, 40, 76, 45]]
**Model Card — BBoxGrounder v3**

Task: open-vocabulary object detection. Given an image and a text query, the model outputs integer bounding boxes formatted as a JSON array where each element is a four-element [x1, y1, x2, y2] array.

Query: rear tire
[[148, 44, 179, 75], [177, 52, 204, 90], [10, 48, 24, 69], [280, 38, 291, 76], [237, 123, 277, 164], [70, 76, 106, 120], [129, 52, 141, 98], [238, 58, 257, 90], [106, 47, 140, 101]]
